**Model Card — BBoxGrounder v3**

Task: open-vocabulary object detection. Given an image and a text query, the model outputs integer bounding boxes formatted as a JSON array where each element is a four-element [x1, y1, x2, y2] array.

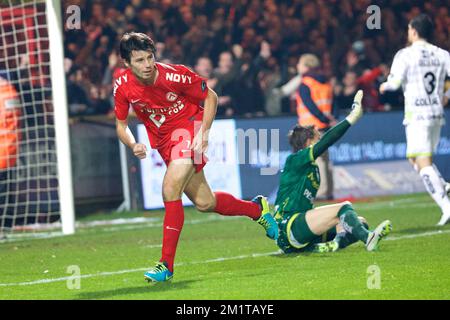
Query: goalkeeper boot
[[144, 261, 173, 283], [365, 220, 392, 252], [312, 240, 339, 253], [252, 195, 279, 240]]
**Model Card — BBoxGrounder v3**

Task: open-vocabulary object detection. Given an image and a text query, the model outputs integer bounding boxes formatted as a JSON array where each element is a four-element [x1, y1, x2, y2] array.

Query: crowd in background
[[62, 0, 450, 118]]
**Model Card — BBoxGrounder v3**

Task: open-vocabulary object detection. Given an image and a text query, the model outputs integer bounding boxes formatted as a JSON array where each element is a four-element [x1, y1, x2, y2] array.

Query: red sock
[[213, 192, 261, 220], [160, 200, 184, 273]]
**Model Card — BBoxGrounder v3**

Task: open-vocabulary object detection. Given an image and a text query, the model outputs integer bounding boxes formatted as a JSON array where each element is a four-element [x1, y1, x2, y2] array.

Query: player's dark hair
[[119, 32, 156, 62], [409, 14, 433, 41], [288, 125, 316, 153]]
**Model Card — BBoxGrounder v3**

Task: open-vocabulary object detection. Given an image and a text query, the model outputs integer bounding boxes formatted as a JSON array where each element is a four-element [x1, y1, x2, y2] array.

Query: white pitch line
[[0, 228, 449, 288], [142, 244, 162, 249], [385, 229, 450, 241], [0, 250, 281, 287], [0, 215, 243, 243], [0, 196, 435, 243], [359, 202, 438, 211], [96, 215, 242, 233]]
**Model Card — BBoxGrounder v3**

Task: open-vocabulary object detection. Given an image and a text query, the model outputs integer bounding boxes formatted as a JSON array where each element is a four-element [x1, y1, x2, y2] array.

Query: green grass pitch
[[1, 193, 449, 300]]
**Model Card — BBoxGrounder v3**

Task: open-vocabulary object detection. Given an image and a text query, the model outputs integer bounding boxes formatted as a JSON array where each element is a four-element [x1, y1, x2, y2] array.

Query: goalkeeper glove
[[346, 90, 364, 125]]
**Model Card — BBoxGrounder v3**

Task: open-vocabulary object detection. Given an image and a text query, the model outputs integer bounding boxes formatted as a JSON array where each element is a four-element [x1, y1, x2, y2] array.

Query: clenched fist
[[132, 143, 147, 159]]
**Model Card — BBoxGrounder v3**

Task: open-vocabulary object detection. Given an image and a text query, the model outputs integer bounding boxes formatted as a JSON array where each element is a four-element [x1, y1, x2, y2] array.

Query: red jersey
[[114, 62, 208, 148]]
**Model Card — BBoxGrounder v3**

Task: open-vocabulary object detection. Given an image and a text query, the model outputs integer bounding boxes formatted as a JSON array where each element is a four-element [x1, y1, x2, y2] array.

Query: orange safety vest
[[295, 76, 333, 130], [0, 81, 21, 169]]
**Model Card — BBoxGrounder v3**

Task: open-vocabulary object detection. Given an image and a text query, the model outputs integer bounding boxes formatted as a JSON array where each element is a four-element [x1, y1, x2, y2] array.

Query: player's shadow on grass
[[76, 280, 197, 300]]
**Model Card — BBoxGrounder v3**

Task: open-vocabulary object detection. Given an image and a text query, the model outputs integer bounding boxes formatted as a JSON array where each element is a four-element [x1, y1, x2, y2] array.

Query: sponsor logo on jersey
[[130, 98, 148, 109], [142, 101, 185, 117], [307, 172, 320, 189], [113, 74, 128, 96], [166, 92, 178, 102], [165, 72, 192, 84], [413, 114, 444, 121], [415, 97, 439, 106], [303, 189, 314, 202], [419, 59, 441, 67]]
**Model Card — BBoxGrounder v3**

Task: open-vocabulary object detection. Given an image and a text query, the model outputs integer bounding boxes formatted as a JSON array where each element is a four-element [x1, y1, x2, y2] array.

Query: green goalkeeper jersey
[[274, 119, 352, 215], [274, 146, 319, 214]]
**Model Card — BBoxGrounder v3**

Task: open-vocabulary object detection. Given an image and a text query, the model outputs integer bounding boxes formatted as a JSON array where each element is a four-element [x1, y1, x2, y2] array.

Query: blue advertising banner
[[236, 110, 450, 201], [329, 110, 450, 179], [128, 110, 450, 209], [137, 119, 242, 210], [235, 116, 294, 202]]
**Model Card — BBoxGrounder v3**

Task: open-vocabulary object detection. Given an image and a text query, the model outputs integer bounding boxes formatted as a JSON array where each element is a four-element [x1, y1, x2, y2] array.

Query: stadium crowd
[[62, 0, 450, 118]]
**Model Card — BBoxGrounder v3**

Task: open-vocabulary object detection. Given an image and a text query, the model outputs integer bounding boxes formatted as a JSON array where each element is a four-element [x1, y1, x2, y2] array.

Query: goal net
[[0, 0, 74, 239]]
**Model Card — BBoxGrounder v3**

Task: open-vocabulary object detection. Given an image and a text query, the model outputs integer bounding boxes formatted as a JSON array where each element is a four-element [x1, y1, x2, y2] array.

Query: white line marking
[[1, 228, 449, 288], [0, 215, 242, 243], [385, 229, 450, 241], [0, 251, 282, 287], [96, 215, 241, 233], [0, 194, 434, 242], [142, 244, 163, 249]]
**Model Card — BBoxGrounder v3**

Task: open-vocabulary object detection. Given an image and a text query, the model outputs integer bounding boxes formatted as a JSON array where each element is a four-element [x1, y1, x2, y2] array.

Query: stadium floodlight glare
[[0, 0, 75, 238]]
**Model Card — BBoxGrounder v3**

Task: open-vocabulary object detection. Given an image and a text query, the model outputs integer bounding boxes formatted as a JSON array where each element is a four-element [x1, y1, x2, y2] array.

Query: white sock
[[432, 164, 447, 185], [419, 166, 450, 213]]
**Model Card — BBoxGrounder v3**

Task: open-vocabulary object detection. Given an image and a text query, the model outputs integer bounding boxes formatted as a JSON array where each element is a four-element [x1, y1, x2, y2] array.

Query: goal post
[[0, 0, 75, 237], [45, 0, 75, 235]]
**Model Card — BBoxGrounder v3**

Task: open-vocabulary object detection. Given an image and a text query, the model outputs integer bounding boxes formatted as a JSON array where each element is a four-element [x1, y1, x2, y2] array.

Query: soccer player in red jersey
[[114, 33, 278, 283]]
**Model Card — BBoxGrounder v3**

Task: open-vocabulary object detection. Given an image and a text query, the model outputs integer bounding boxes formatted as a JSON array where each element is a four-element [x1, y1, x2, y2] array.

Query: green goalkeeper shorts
[[275, 210, 334, 254]]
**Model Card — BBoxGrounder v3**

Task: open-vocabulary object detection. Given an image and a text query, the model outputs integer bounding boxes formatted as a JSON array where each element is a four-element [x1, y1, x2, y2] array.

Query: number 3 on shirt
[[149, 113, 166, 128], [423, 72, 436, 95]]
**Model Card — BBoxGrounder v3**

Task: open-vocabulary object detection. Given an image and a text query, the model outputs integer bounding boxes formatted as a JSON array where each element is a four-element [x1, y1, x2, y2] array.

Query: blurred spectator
[[211, 49, 242, 117], [60, 1, 449, 118], [258, 41, 283, 116], [194, 56, 214, 85], [334, 70, 359, 114], [231, 42, 270, 118], [338, 48, 368, 79], [102, 52, 126, 116], [66, 66, 91, 116], [334, 64, 389, 113]]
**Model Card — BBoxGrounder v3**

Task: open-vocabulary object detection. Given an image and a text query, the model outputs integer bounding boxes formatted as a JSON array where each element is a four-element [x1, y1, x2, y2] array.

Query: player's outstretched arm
[[116, 118, 147, 159], [312, 90, 363, 159]]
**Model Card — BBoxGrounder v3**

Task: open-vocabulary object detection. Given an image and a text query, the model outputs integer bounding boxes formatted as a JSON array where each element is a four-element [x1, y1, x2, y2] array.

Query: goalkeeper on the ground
[[274, 90, 392, 254]]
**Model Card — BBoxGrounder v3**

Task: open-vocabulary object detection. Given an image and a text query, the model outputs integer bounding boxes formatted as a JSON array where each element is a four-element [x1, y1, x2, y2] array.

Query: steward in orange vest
[[294, 54, 336, 200], [295, 73, 334, 130], [0, 76, 21, 170]]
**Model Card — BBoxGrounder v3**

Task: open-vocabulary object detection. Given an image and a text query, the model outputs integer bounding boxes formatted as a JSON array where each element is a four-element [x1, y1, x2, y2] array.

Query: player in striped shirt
[[380, 14, 450, 226]]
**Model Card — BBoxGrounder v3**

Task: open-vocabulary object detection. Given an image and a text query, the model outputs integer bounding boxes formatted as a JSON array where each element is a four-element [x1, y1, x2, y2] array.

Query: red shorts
[[154, 115, 208, 173]]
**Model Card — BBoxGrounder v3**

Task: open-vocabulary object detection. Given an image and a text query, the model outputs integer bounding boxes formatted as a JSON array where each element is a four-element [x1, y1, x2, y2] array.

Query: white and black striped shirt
[[385, 40, 450, 125]]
